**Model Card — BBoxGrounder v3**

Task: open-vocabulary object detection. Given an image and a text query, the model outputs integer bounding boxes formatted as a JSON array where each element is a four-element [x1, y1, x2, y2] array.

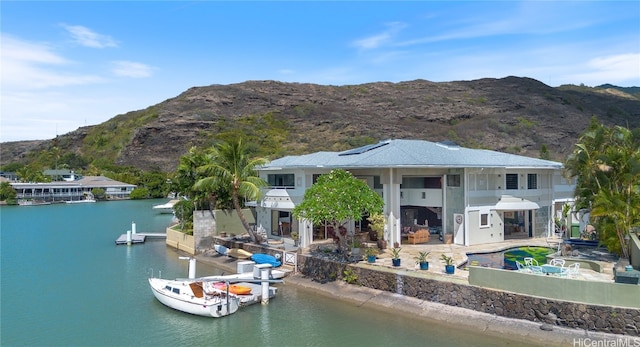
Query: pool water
[[465, 246, 555, 270]]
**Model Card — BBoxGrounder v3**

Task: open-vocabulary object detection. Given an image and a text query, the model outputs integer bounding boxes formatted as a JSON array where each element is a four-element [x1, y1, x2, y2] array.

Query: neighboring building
[[43, 169, 81, 181], [11, 176, 136, 202], [254, 139, 575, 248], [0, 172, 19, 181]]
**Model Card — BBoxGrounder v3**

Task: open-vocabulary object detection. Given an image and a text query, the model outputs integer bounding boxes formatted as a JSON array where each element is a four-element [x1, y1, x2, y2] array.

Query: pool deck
[[347, 237, 616, 283]]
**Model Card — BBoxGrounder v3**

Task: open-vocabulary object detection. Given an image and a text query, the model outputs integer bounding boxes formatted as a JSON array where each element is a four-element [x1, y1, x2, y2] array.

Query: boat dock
[[232, 282, 278, 306], [115, 233, 167, 245]]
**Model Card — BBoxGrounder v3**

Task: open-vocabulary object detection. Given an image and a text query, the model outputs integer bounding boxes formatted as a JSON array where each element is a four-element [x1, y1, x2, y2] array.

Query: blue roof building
[[255, 139, 575, 248]]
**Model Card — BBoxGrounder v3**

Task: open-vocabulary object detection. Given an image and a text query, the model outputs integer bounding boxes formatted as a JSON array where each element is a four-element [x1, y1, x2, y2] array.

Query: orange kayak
[[228, 285, 252, 295], [213, 282, 252, 295]]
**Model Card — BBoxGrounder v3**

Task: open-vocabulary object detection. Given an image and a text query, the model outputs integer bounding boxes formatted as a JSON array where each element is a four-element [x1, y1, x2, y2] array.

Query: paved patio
[[345, 237, 616, 283], [218, 233, 617, 283]]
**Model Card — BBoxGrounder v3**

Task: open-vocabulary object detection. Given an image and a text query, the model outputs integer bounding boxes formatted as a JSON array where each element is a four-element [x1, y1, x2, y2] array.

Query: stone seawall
[[297, 254, 640, 336]]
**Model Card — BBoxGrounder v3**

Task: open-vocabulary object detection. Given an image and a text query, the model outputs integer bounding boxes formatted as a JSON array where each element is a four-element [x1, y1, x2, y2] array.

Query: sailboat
[[148, 278, 240, 318], [149, 257, 283, 317]]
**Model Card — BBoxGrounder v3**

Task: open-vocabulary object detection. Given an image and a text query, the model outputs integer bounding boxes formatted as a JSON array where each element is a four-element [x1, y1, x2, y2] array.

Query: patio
[[345, 237, 616, 283]]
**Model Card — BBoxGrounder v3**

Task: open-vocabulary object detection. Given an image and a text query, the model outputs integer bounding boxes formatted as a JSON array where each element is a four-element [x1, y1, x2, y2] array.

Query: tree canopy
[[564, 119, 640, 258], [194, 139, 268, 243], [293, 169, 384, 250]]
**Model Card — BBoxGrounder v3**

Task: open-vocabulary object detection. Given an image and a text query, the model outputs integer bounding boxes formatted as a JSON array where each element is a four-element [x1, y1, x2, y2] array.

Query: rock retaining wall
[[297, 254, 640, 336]]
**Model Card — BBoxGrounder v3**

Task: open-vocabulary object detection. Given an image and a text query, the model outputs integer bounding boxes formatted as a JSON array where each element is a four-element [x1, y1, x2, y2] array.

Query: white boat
[[66, 199, 96, 204], [200, 268, 287, 282], [152, 199, 179, 214], [148, 278, 240, 317], [149, 256, 283, 316], [18, 199, 51, 206], [66, 192, 96, 204]]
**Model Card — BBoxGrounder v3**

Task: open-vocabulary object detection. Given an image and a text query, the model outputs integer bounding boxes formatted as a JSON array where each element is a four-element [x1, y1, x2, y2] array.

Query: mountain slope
[[2, 76, 639, 172]]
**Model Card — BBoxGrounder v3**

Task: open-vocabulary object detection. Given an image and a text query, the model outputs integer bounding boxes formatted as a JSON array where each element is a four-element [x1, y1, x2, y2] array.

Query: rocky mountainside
[[2, 76, 639, 172]]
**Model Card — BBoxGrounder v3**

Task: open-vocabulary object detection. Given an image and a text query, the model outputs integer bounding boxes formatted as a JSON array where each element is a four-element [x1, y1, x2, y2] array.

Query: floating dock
[[115, 233, 167, 245], [232, 282, 277, 306]]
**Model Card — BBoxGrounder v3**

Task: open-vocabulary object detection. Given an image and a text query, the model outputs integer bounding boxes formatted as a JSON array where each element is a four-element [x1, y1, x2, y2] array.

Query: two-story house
[[254, 139, 575, 248]]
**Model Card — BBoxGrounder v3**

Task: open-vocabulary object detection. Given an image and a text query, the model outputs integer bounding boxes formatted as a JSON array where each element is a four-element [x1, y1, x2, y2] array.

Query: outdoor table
[[540, 264, 563, 275]]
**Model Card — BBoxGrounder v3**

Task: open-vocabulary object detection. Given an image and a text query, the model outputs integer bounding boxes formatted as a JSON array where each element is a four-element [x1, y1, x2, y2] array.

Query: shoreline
[[195, 252, 634, 347]]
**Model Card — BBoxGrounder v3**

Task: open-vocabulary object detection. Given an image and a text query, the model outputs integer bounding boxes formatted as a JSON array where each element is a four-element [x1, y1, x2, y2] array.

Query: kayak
[[214, 244, 228, 256], [213, 282, 253, 295], [226, 248, 253, 259], [251, 253, 281, 267]]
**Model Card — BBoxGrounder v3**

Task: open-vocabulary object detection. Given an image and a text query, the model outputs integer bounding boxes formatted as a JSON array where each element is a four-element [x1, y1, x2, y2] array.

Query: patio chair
[[549, 258, 565, 267], [530, 266, 544, 275], [562, 263, 580, 278], [524, 257, 539, 267], [515, 261, 532, 273]]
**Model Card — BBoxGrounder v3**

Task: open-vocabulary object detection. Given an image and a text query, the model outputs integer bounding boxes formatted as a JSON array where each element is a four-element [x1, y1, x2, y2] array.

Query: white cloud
[[61, 24, 118, 48], [0, 34, 105, 90], [352, 22, 407, 50], [278, 69, 295, 75], [398, 3, 603, 47], [567, 53, 640, 86], [111, 61, 155, 78]]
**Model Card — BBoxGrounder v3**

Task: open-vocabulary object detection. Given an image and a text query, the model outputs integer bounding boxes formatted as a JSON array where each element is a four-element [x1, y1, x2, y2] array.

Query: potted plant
[[350, 237, 362, 256], [390, 247, 402, 267], [441, 254, 455, 274], [365, 247, 377, 263], [415, 251, 431, 270], [443, 230, 453, 244], [368, 213, 387, 249], [291, 232, 299, 247]]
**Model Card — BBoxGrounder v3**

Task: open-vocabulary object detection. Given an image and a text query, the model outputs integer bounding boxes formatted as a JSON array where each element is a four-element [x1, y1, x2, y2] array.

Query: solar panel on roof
[[338, 141, 390, 156]]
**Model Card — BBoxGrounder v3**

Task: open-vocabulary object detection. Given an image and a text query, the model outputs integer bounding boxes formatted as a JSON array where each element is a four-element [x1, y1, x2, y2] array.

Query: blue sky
[[2, 1, 639, 142]]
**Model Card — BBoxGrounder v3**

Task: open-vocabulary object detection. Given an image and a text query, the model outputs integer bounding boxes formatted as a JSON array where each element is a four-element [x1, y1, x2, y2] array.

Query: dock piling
[[179, 257, 196, 279], [255, 264, 272, 304]]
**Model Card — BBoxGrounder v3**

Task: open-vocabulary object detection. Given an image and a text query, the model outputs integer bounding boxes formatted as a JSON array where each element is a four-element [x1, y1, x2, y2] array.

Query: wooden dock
[[115, 233, 166, 245]]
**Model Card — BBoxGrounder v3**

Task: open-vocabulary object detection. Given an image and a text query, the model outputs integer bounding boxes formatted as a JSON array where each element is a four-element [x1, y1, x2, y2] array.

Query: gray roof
[[75, 176, 136, 188], [10, 176, 135, 189], [261, 139, 563, 170]]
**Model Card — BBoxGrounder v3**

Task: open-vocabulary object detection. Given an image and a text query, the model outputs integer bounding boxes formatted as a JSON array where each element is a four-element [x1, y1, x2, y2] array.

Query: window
[[506, 174, 518, 190], [527, 174, 537, 189], [267, 174, 295, 187], [373, 176, 383, 189], [477, 174, 487, 190], [401, 176, 442, 189], [447, 174, 461, 187], [480, 213, 489, 228]]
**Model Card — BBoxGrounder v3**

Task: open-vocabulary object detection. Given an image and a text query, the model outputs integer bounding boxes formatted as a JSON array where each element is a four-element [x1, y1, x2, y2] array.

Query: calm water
[[1, 200, 535, 347]]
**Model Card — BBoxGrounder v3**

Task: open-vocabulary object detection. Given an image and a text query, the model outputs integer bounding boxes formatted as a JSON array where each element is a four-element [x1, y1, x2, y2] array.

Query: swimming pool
[[465, 246, 555, 270]]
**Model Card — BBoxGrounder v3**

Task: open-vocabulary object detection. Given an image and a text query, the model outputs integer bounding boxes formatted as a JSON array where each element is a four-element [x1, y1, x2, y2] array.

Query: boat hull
[[152, 199, 179, 214], [226, 248, 253, 259], [200, 269, 286, 281], [66, 199, 96, 204], [148, 278, 239, 317]]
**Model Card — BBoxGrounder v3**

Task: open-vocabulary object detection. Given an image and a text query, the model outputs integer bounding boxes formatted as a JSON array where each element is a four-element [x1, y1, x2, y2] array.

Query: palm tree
[[173, 147, 207, 206], [194, 140, 268, 243], [565, 121, 640, 259]]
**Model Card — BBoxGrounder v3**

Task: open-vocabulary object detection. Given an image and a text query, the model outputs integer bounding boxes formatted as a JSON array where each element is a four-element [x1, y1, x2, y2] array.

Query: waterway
[[1, 200, 536, 346]]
